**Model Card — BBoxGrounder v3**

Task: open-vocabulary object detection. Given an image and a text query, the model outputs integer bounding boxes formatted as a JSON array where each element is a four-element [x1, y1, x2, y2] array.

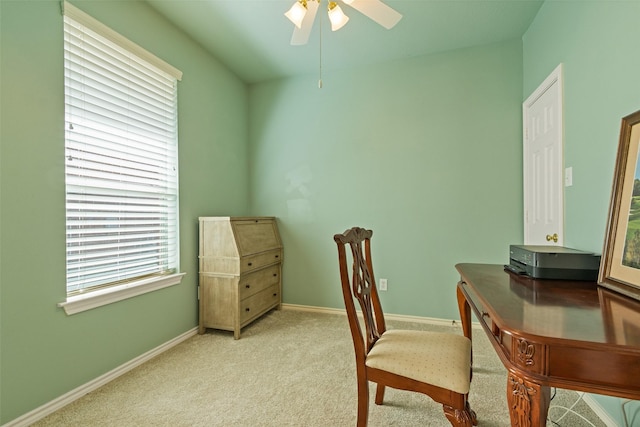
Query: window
[[59, 2, 184, 315]]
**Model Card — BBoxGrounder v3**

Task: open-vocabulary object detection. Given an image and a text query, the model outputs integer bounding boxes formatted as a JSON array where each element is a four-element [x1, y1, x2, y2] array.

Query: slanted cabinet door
[[233, 219, 281, 255]]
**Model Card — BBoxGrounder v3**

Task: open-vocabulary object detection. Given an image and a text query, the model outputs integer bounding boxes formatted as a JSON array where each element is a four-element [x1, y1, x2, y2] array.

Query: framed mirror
[[599, 110, 640, 301]]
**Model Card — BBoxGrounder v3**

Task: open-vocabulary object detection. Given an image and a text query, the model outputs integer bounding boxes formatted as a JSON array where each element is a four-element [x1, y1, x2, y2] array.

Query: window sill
[[58, 272, 186, 315]]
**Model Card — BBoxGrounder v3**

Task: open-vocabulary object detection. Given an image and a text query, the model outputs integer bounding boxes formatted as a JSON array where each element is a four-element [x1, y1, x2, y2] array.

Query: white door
[[523, 65, 564, 246]]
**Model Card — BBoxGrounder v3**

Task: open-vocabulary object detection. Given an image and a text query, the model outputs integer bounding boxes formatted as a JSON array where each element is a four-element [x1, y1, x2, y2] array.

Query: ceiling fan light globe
[[328, 4, 349, 31], [285, 1, 307, 29]]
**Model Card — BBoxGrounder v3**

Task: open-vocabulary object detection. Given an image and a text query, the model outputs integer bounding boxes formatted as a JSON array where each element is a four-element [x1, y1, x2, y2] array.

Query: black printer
[[505, 245, 601, 281]]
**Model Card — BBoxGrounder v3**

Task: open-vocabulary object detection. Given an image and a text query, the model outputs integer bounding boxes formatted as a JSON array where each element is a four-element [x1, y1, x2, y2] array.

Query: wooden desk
[[456, 263, 640, 427]]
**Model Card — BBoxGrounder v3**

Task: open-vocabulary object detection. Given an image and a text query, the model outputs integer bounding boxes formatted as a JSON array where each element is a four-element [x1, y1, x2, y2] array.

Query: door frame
[[522, 64, 565, 245]]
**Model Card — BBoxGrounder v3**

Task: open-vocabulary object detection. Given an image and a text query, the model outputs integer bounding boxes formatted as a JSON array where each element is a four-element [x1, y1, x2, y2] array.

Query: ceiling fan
[[284, 0, 402, 46]]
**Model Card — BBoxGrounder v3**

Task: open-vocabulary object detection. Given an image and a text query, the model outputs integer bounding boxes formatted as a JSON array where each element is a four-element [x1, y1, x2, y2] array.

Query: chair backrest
[[334, 227, 387, 357]]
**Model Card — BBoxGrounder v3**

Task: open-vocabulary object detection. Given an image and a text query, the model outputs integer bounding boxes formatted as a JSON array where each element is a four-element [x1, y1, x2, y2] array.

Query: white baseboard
[[3, 327, 198, 427], [281, 303, 346, 315], [281, 303, 478, 328], [582, 394, 620, 427]]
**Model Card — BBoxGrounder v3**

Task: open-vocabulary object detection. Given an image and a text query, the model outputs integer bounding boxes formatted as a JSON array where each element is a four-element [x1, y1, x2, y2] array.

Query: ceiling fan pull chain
[[318, 1, 323, 89]]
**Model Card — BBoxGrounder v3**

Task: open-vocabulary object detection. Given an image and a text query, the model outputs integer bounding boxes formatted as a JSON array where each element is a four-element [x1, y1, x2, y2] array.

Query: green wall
[[523, 0, 640, 424], [248, 39, 524, 320], [8, 0, 634, 424], [0, 0, 249, 423]]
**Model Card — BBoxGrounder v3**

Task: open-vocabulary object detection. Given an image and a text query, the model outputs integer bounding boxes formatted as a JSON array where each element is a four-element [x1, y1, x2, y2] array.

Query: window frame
[[58, 1, 184, 315]]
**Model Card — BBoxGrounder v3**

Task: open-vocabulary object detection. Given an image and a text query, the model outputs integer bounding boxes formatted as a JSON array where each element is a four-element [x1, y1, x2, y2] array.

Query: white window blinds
[[63, 2, 182, 296]]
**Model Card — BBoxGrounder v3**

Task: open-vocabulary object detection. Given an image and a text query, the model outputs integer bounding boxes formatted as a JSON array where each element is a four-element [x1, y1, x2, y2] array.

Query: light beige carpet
[[33, 309, 605, 426]]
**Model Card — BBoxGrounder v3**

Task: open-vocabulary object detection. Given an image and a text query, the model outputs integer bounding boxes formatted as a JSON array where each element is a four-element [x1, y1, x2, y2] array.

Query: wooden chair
[[333, 227, 477, 427]]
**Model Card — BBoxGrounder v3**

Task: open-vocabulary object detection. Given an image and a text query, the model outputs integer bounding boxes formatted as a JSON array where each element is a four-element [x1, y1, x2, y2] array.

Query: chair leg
[[374, 383, 385, 405], [356, 376, 369, 427], [442, 401, 477, 427]]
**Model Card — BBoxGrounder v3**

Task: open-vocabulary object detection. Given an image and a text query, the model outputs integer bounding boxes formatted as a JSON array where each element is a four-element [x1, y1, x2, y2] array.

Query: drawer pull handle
[[273, 273, 277, 277], [275, 255, 279, 258], [273, 293, 277, 297], [248, 262, 253, 266], [245, 284, 251, 289], [482, 311, 490, 318], [245, 308, 250, 312]]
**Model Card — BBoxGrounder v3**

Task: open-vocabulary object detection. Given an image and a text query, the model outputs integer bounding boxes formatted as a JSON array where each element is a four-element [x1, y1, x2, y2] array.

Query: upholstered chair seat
[[366, 329, 472, 394]]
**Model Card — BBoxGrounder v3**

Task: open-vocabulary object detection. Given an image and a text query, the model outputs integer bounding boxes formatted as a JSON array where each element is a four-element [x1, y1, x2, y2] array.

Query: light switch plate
[[565, 167, 573, 187]]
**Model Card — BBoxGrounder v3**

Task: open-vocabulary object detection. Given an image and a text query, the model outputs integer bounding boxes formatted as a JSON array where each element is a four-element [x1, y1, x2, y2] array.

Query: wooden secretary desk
[[198, 217, 283, 339], [455, 263, 640, 426]]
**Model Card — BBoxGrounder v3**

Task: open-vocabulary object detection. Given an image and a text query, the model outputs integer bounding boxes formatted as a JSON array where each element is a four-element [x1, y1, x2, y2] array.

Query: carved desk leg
[[507, 371, 551, 427]]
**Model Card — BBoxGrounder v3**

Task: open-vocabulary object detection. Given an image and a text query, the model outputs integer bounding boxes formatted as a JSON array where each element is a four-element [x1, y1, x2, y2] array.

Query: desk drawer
[[240, 249, 282, 274], [462, 282, 498, 335], [239, 264, 281, 299], [199, 249, 282, 275], [240, 284, 280, 325], [461, 281, 510, 360]]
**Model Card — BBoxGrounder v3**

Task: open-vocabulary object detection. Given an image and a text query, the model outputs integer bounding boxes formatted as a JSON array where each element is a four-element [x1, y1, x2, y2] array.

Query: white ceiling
[[147, 0, 544, 84]]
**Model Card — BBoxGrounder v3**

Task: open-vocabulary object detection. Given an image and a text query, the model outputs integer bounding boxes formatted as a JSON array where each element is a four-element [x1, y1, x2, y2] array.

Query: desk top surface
[[456, 263, 640, 349]]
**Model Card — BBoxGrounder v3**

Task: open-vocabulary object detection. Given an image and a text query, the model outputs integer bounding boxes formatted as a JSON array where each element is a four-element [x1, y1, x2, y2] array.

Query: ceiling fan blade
[[290, 0, 320, 45], [343, 0, 402, 29]]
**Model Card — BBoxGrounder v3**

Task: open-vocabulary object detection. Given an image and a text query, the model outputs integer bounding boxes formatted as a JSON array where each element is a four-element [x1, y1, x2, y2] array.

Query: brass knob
[[546, 233, 558, 243]]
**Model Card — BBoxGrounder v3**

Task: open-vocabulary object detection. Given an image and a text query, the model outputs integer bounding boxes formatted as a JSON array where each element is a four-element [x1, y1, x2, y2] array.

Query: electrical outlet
[[379, 278, 387, 291]]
